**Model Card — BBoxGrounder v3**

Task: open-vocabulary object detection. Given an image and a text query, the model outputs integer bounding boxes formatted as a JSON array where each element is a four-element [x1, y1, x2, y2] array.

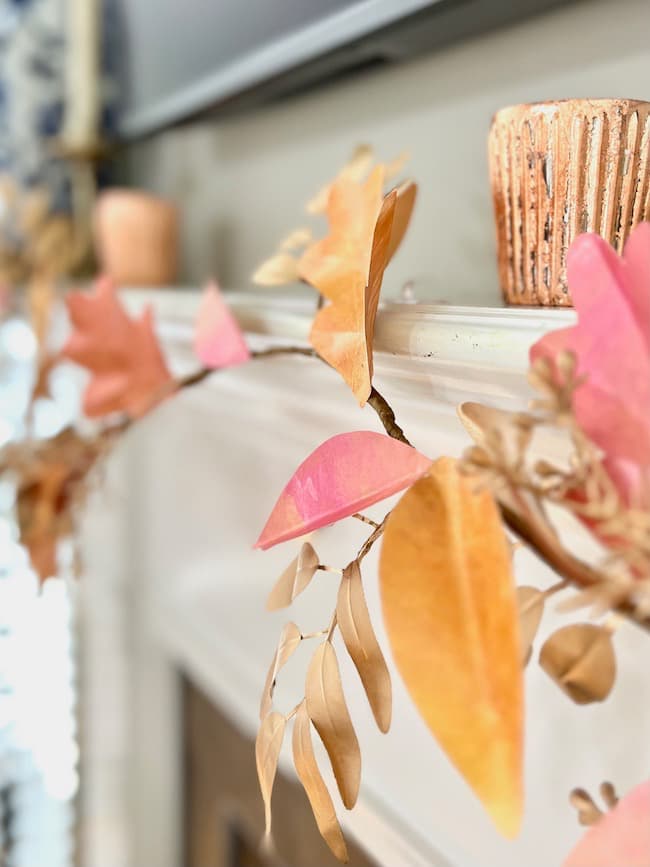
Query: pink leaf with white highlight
[[563, 781, 650, 867], [255, 431, 432, 549], [531, 223, 650, 506], [194, 281, 250, 369]]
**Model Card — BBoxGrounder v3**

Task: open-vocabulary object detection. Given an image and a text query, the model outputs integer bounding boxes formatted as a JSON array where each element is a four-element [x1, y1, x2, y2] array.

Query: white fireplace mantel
[[80, 293, 650, 867]]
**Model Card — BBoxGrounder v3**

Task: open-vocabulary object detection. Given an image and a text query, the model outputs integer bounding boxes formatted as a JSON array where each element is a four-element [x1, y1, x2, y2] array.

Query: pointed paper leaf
[[563, 780, 650, 867], [62, 276, 173, 418], [255, 431, 432, 550], [379, 457, 524, 837], [280, 227, 313, 251], [253, 251, 301, 286], [305, 642, 361, 810], [301, 170, 417, 405], [337, 561, 392, 732], [292, 701, 349, 862], [194, 281, 250, 369], [539, 623, 616, 704], [266, 543, 319, 610], [517, 586, 546, 666], [306, 144, 375, 215], [260, 622, 303, 719], [255, 711, 286, 838]]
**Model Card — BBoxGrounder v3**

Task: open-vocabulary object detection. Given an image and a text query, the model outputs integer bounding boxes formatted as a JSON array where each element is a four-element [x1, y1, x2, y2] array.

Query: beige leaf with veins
[[266, 542, 319, 611], [336, 561, 391, 732], [517, 586, 546, 666], [260, 622, 302, 720], [539, 623, 616, 704], [255, 711, 286, 838], [292, 701, 349, 863], [305, 642, 361, 809]]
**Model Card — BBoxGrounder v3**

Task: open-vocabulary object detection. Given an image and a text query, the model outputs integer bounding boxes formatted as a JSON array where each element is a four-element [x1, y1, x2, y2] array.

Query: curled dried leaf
[[252, 251, 301, 286], [292, 701, 349, 863], [517, 586, 546, 666], [266, 542, 319, 611], [336, 561, 391, 733], [305, 642, 361, 810], [255, 711, 286, 839], [260, 622, 303, 720], [539, 623, 616, 704]]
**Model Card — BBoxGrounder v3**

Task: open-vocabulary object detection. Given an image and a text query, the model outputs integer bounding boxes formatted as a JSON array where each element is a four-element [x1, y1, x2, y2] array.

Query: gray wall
[[119, 0, 650, 305]]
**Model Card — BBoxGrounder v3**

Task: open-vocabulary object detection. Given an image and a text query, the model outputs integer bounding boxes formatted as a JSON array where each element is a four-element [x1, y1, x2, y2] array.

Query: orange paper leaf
[[379, 457, 524, 837], [299, 169, 416, 405], [63, 276, 173, 418]]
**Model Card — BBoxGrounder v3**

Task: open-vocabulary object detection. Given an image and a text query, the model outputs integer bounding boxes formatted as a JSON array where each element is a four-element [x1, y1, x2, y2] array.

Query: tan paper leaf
[[292, 701, 349, 863], [385, 179, 417, 262], [260, 622, 303, 720], [280, 227, 313, 252], [539, 623, 616, 704], [336, 561, 392, 733], [266, 542, 319, 611], [255, 711, 286, 838], [458, 402, 533, 464], [305, 642, 361, 810], [306, 144, 375, 215], [252, 251, 301, 286], [517, 586, 546, 666], [379, 457, 524, 838]]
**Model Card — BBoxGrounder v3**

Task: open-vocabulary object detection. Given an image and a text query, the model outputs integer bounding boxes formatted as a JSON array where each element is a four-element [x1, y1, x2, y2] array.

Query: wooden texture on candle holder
[[489, 98, 650, 306]]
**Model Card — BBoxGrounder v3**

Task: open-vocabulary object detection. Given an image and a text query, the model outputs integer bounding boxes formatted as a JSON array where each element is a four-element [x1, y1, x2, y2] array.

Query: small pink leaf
[[255, 431, 431, 549], [563, 780, 650, 867], [194, 281, 250, 369]]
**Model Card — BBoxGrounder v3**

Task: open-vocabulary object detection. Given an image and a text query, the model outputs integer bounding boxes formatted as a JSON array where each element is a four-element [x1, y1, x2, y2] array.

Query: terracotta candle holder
[[488, 98, 650, 306], [93, 189, 179, 287]]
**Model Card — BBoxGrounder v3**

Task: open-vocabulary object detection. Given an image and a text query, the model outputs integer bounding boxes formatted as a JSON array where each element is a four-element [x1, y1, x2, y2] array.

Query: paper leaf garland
[[379, 457, 524, 837], [63, 276, 173, 418], [299, 169, 417, 406], [194, 281, 250, 369], [255, 431, 431, 549], [563, 780, 650, 867]]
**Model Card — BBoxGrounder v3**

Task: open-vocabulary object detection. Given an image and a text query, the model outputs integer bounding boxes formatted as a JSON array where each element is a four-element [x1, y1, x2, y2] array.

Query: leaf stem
[[352, 513, 379, 528]]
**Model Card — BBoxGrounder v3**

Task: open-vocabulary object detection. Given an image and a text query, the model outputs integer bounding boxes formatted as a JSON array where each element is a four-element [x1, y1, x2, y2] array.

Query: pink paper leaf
[[255, 431, 432, 549], [531, 223, 650, 505], [194, 281, 250, 369], [563, 781, 650, 867]]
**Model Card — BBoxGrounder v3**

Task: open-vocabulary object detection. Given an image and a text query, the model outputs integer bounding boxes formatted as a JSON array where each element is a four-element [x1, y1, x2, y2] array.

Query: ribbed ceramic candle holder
[[489, 98, 650, 306]]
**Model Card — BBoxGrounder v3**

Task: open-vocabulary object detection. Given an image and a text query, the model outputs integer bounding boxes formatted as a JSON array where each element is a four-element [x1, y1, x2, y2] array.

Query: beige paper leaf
[[458, 401, 533, 464], [280, 227, 313, 252], [266, 542, 319, 611], [306, 144, 375, 215], [260, 622, 303, 720], [539, 623, 616, 704], [336, 561, 392, 733], [252, 251, 301, 286], [517, 586, 546, 666], [292, 701, 349, 863], [305, 642, 361, 810], [255, 711, 286, 838]]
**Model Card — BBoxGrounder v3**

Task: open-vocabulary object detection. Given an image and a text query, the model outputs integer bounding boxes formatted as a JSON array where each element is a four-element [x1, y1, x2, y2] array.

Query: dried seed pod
[[539, 624, 616, 704]]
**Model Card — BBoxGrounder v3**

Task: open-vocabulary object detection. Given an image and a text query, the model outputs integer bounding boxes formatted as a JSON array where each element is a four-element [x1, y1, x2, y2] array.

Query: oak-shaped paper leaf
[[305, 642, 361, 810], [255, 431, 431, 550], [194, 281, 250, 369], [63, 276, 173, 418], [299, 168, 417, 405], [255, 711, 286, 839], [259, 622, 302, 720], [337, 561, 392, 732], [517, 586, 546, 666], [539, 623, 616, 705], [379, 457, 524, 837], [292, 701, 349, 862], [563, 780, 650, 867], [266, 542, 319, 610]]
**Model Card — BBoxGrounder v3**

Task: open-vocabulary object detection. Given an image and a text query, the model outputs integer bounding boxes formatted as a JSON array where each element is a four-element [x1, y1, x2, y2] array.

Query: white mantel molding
[[82, 292, 650, 867]]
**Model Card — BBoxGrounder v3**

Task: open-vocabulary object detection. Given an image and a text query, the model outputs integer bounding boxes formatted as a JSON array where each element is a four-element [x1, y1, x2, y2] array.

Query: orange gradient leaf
[[63, 276, 173, 418], [299, 169, 416, 406], [379, 457, 524, 837], [255, 431, 431, 550]]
